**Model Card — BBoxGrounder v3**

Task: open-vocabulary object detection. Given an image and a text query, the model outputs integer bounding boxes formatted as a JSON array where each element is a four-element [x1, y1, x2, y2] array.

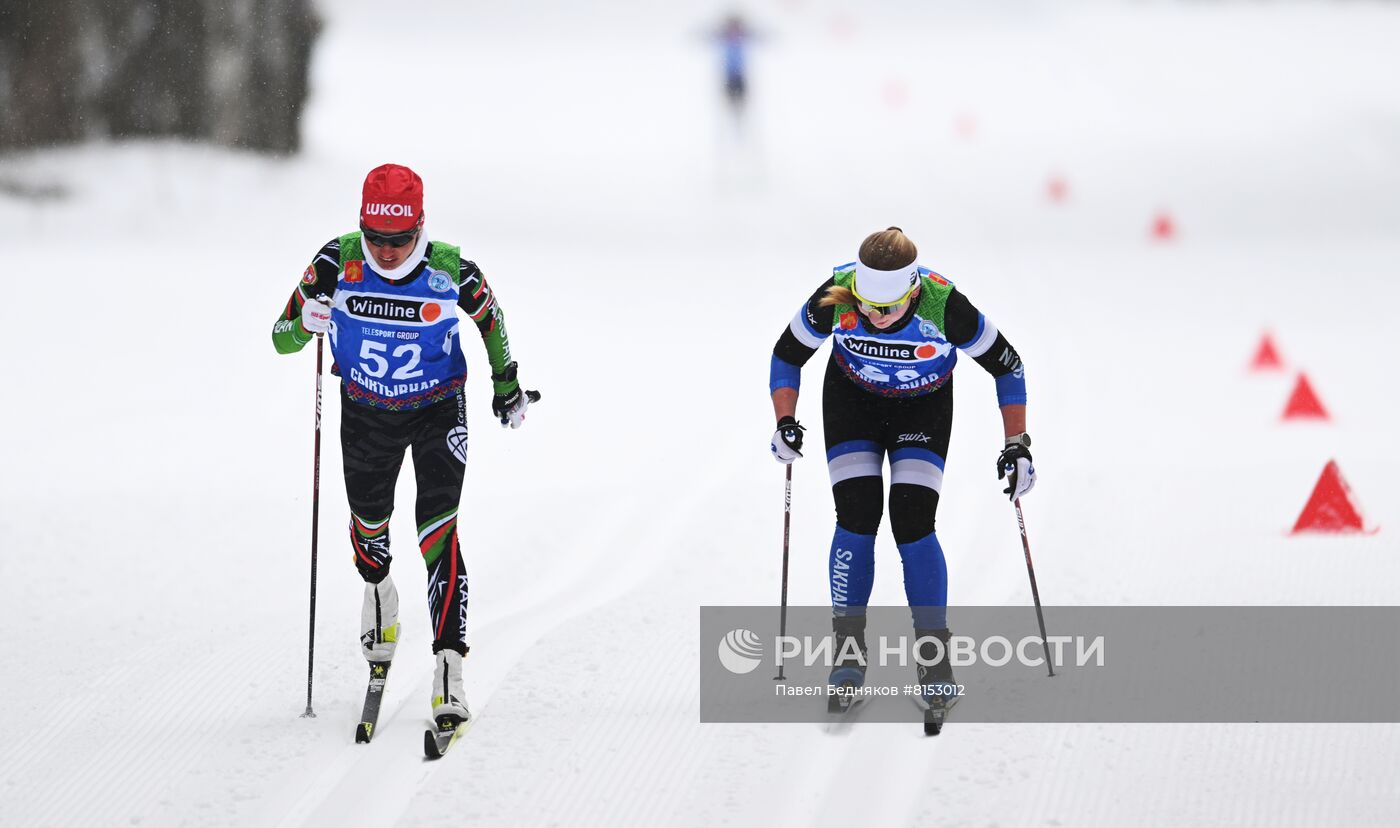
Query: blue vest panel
[[831, 269, 959, 397], [329, 259, 467, 410]]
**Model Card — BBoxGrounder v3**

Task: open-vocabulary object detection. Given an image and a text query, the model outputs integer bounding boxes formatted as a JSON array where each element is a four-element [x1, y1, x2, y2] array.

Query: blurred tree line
[[0, 0, 318, 154]]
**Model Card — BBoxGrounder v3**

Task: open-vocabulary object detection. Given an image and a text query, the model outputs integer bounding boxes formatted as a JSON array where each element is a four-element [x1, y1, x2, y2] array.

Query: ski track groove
[[8, 637, 272, 826], [592, 664, 696, 828], [507, 480, 718, 828], [277, 490, 674, 827], [388, 470, 727, 827], [726, 486, 1027, 828]]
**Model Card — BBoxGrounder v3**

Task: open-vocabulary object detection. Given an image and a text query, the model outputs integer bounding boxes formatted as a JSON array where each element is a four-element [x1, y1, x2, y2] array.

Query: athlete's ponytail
[[819, 286, 856, 308]]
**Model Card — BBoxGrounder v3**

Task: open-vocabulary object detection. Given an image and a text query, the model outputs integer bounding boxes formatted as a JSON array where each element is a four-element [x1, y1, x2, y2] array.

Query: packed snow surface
[[2, 1, 1398, 825]]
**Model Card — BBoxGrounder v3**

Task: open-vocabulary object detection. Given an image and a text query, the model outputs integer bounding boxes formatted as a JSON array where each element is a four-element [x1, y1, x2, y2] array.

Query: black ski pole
[[1014, 498, 1054, 677], [302, 332, 323, 718], [774, 464, 792, 681]]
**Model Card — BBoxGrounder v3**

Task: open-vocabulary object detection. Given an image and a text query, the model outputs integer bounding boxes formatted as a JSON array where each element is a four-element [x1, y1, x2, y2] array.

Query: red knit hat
[[360, 164, 423, 232]]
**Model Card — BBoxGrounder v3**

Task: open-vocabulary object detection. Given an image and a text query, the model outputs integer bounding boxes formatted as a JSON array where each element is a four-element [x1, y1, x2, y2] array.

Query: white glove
[[300, 295, 332, 335], [770, 416, 805, 464], [996, 435, 1037, 501], [496, 390, 530, 429], [490, 362, 540, 429]]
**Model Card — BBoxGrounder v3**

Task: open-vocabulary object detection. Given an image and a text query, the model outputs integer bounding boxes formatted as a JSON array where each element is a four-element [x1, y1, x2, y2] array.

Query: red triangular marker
[[1292, 460, 1367, 534], [1282, 373, 1329, 420], [1151, 212, 1176, 241], [1249, 333, 1284, 371]]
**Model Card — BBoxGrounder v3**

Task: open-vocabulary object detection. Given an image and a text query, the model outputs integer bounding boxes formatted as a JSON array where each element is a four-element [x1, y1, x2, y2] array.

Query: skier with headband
[[767, 226, 1035, 729]]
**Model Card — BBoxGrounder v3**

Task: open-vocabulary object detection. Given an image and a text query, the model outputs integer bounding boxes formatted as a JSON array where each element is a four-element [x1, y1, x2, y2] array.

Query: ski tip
[[424, 716, 471, 759], [923, 711, 945, 736], [355, 722, 373, 744], [923, 703, 949, 736]]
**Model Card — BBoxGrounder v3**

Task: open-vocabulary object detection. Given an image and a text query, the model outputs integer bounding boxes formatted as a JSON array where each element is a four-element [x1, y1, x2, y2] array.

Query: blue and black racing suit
[[770, 263, 1027, 635]]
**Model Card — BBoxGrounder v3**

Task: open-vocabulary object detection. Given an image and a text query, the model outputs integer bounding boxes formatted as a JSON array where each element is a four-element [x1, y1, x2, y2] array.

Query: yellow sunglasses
[[852, 283, 918, 315]]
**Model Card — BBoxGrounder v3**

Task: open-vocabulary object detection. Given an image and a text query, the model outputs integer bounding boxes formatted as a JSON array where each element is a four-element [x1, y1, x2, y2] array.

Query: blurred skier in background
[[717, 13, 752, 127], [272, 163, 538, 733], [709, 11, 766, 188], [766, 227, 1035, 727]]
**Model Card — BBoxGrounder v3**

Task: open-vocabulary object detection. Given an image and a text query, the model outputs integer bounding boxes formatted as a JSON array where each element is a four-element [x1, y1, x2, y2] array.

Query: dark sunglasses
[[361, 224, 419, 248]]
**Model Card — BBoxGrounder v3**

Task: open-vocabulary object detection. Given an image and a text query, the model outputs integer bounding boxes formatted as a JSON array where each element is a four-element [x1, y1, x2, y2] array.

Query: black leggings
[[822, 358, 953, 544], [341, 387, 470, 655]]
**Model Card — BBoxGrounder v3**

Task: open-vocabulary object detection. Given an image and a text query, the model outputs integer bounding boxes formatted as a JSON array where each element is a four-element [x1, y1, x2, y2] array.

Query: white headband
[[853, 260, 920, 305]]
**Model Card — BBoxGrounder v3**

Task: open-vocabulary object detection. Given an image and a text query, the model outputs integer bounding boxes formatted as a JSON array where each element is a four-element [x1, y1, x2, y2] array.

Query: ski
[[825, 699, 867, 735], [824, 668, 867, 733], [353, 661, 392, 743], [423, 713, 473, 760], [826, 665, 866, 716], [923, 704, 946, 736], [827, 687, 864, 716], [917, 692, 960, 737]]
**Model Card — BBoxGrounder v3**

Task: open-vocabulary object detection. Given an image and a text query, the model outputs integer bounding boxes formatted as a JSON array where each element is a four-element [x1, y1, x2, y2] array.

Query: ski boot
[[424, 648, 472, 758], [827, 615, 868, 715], [359, 574, 400, 663], [914, 628, 959, 735], [431, 648, 471, 726]]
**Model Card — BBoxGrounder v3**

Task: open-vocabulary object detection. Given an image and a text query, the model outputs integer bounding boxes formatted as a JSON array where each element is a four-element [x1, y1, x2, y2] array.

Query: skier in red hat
[[272, 163, 538, 743]]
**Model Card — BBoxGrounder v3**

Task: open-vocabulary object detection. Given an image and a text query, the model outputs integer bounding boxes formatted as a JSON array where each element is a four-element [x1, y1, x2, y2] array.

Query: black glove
[[491, 362, 539, 429], [996, 434, 1036, 501], [771, 415, 805, 464]]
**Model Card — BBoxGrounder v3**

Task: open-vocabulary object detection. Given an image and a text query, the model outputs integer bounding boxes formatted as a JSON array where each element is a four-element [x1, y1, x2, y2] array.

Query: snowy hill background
[[2, 0, 1398, 825]]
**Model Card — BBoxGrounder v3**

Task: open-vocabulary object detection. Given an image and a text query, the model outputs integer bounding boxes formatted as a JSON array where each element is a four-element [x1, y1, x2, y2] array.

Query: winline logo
[[716, 630, 1104, 674], [345, 294, 442, 324], [842, 338, 943, 362]]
